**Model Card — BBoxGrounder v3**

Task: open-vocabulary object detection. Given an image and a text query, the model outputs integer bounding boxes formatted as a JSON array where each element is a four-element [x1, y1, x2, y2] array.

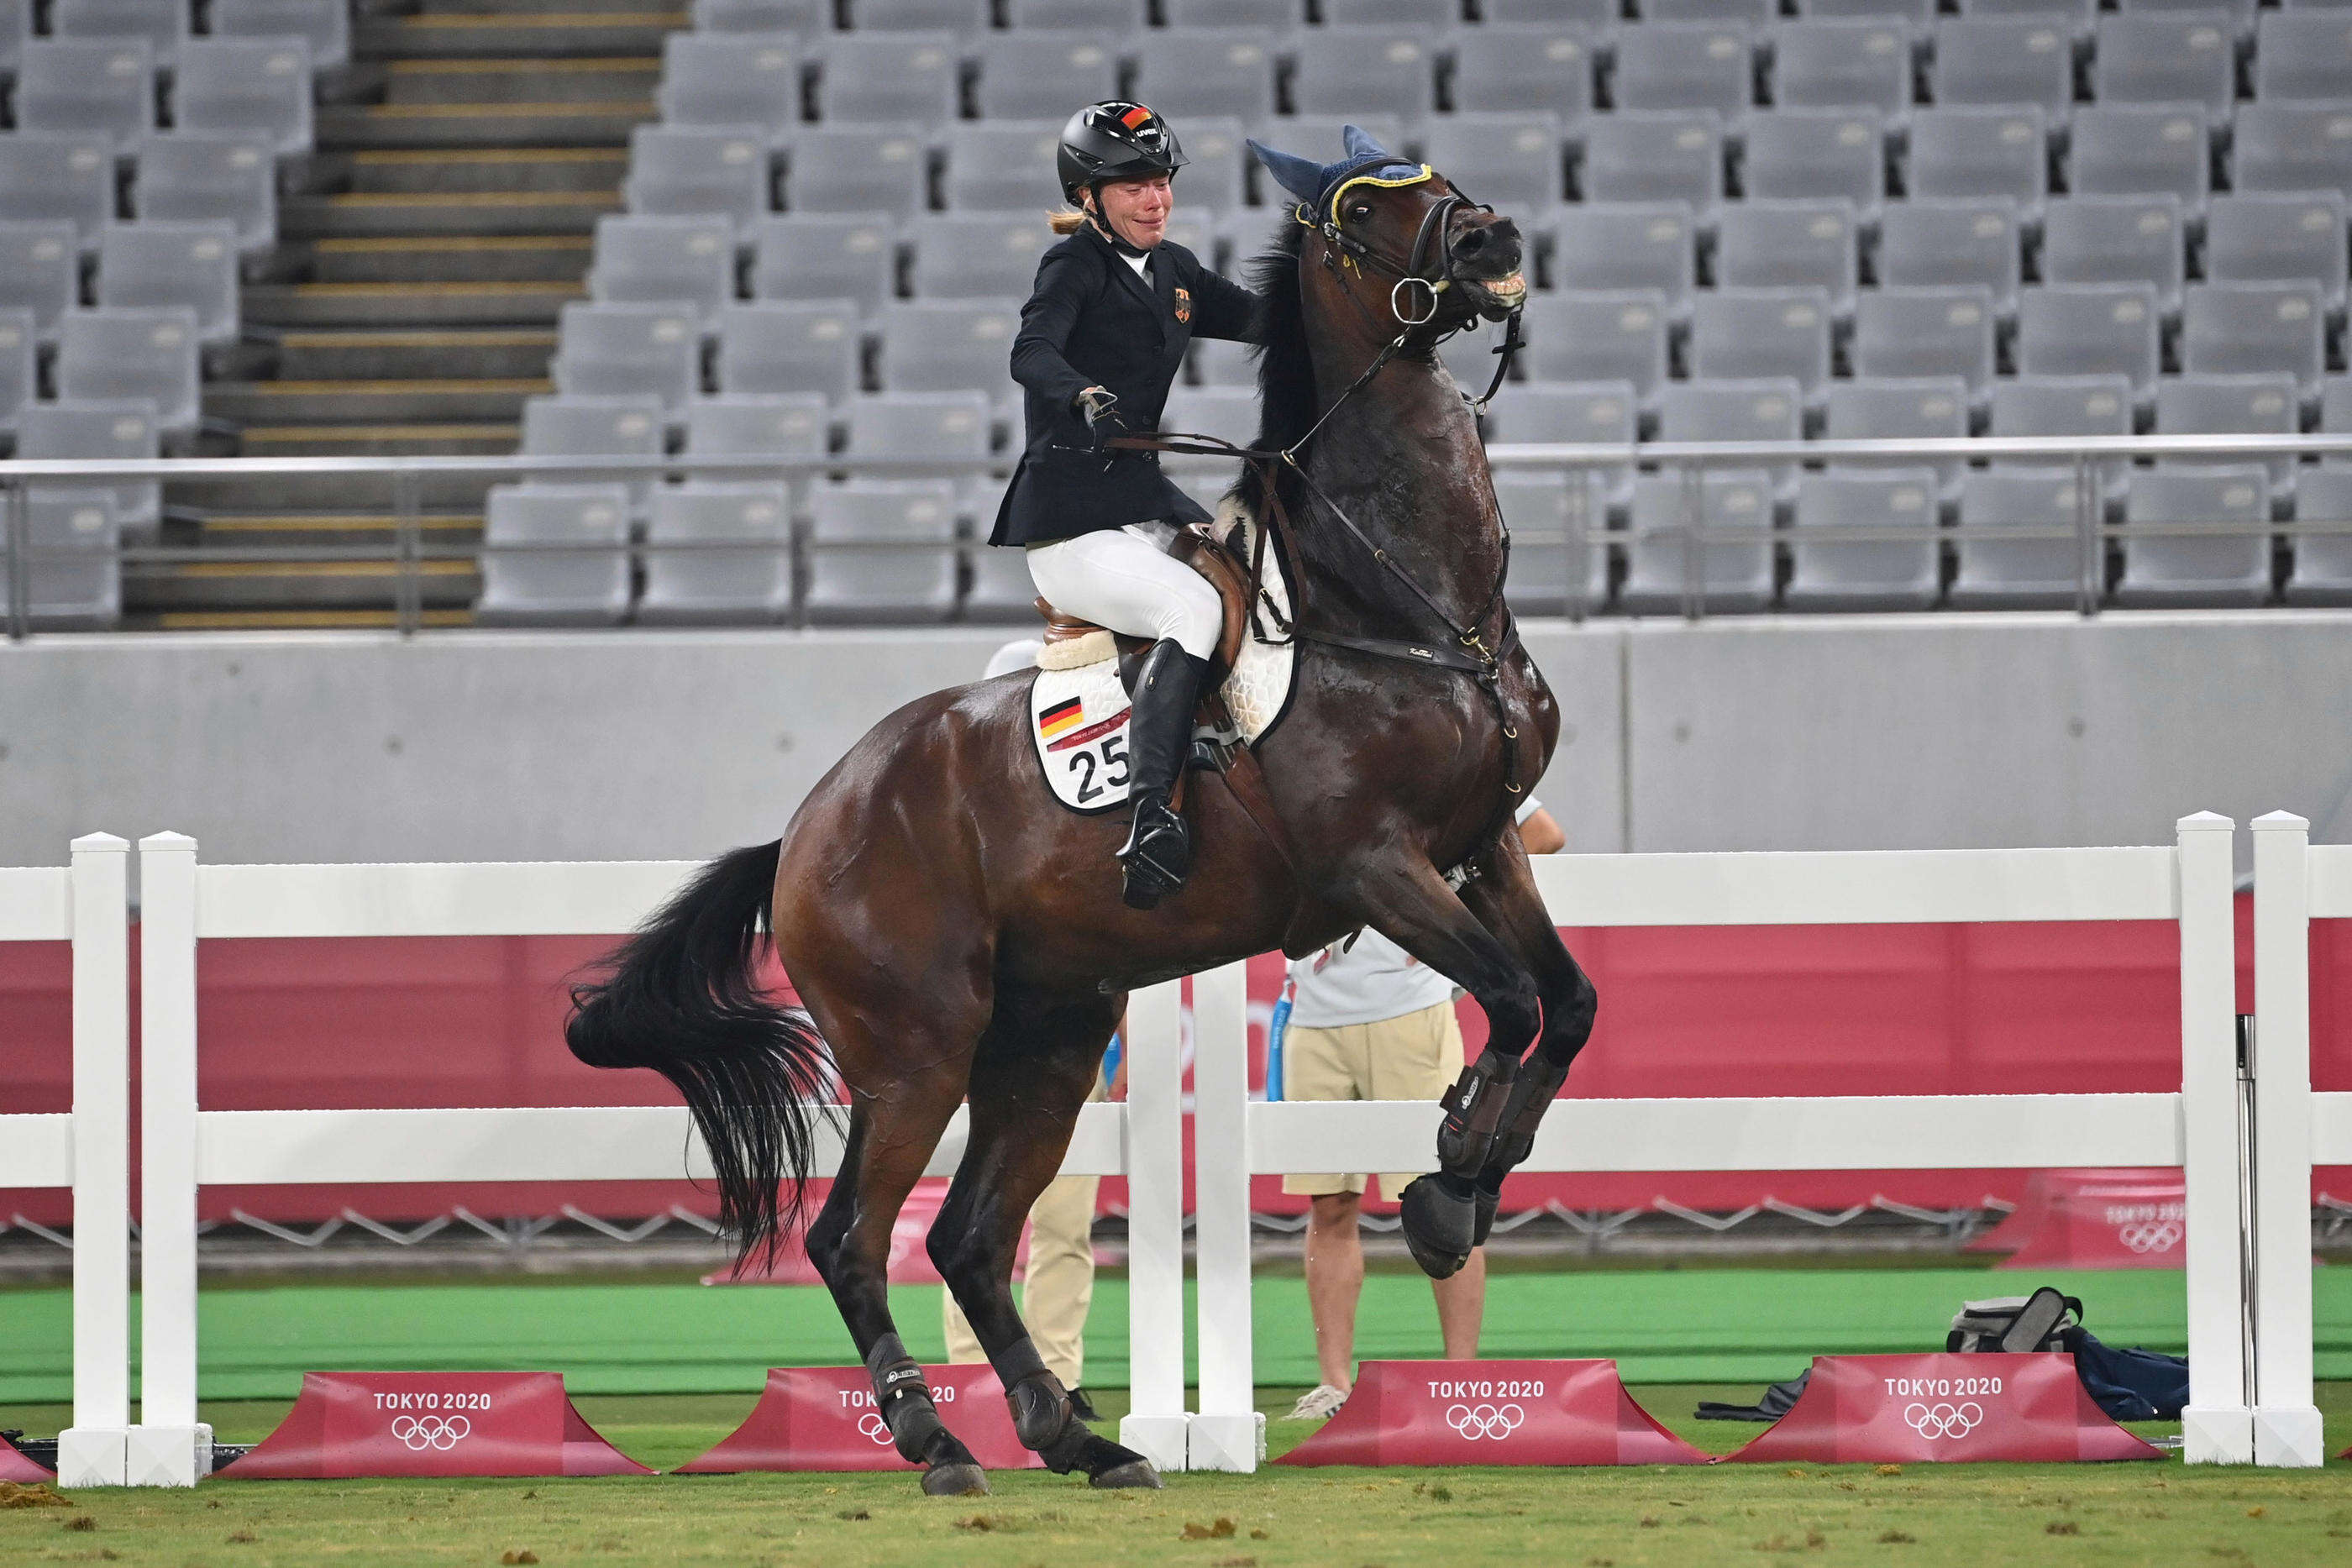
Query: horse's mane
[[1234, 217, 1313, 517]]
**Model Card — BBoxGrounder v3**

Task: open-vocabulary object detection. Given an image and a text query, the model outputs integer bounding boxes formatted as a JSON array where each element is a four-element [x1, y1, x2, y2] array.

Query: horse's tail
[[564, 840, 828, 1267]]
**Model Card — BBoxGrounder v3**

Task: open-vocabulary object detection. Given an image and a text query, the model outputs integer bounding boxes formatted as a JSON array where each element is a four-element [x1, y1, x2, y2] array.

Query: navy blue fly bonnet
[[1245, 124, 1431, 223]]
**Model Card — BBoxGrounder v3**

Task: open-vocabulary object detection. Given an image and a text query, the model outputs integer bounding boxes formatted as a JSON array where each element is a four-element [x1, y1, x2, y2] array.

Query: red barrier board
[[1965, 1169, 2176, 1252], [1725, 1355, 2163, 1464], [219, 1371, 652, 1479], [1, 1437, 53, 1482], [1275, 1360, 1706, 1468], [1995, 1179, 2185, 1270], [676, 1365, 1042, 1473]]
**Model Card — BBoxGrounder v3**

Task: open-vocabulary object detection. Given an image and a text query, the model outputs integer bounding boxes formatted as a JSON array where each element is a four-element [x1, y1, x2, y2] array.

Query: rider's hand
[[1076, 386, 1128, 454]]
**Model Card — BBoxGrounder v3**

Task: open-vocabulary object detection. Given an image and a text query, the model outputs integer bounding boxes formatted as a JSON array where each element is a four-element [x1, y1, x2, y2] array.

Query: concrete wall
[[4, 611, 2349, 868]]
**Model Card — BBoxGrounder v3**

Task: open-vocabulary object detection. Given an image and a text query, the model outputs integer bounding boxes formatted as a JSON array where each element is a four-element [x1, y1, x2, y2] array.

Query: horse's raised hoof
[[1399, 1173, 1476, 1280], [921, 1461, 990, 1497]]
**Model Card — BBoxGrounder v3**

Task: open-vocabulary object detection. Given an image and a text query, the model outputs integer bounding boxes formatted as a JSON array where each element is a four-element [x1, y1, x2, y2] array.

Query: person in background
[[942, 636, 1113, 1420], [1280, 798, 1567, 1422]]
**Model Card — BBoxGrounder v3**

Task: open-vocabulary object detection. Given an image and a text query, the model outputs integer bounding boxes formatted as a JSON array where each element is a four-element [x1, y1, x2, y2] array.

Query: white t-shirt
[[1286, 798, 1548, 1029]]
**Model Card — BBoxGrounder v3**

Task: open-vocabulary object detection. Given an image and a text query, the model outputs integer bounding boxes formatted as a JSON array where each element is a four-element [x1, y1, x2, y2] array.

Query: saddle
[[1033, 521, 1255, 684]]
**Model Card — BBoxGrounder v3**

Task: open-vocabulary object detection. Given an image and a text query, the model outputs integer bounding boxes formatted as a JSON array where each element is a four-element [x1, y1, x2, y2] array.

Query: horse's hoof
[[1089, 1458, 1163, 1490], [1399, 1174, 1474, 1280], [921, 1462, 990, 1497]]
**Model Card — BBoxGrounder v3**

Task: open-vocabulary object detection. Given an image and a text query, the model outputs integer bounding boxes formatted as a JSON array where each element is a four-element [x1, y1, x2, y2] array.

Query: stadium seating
[[1614, 24, 1753, 118], [15, 397, 160, 538], [712, 300, 861, 400], [13, 39, 153, 149], [816, 33, 958, 123], [520, 394, 669, 517], [974, 34, 1121, 121], [2206, 194, 2348, 312], [0, 309, 34, 438], [1740, 111, 1885, 209], [626, 126, 773, 225], [2116, 464, 2274, 606], [1823, 378, 1970, 494], [2179, 282, 2327, 388], [50, 0, 176, 66], [638, 482, 795, 623], [1906, 107, 2046, 210], [56, 305, 200, 439], [1877, 201, 2020, 313], [2155, 373, 2301, 489], [1417, 114, 1565, 214], [1786, 468, 1944, 611], [911, 213, 1059, 299], [1581, 113, 1722, 209], [843, 391, 992, 462], [1129, 33, 1277, 123], [0, 135, 115, 250], [684, 393, 827, 510], [1690, 289, 1833, 393], [1520, 291, 1671, 401], [131, 135, 277, 255], [2254, 11, 2352, 103], [95, 221, 241, 348], [1952, 467, 2087, 609], [1771, 19, 1912, 117], [2016, 285, 2161, 396], [551, 302, 704, 412], [0, 222, 81, 344], [749, 213, 897, 310], [1446, 24, 1595, 119], [1549, 205, 1694, 314], [1929, 18, 2074, 118], [1480, 380, 1636, 507], [1851, 288, 1997, 393], [5, 488, 120, 628], [805, 478, 961, 624], [876, 299, 1021, 398], [693, 0, 824, 31], [1291, 28, 1439, 123], [589, 216, 738, 321], [1620, 469, 1779, 614], [2092, 13, 2236, 109], [657, 33, 801, 134], [1716, 202, 1857, 311], [2066, 106, 2209, 210], [174, 39, 313, 157], [209, 0, 351, 75], [475, 485, 634, 627], [2286, 468, 2352, 605], [1988, 374, 2136, 496], [2040, 197, 2187, 310], [1494, 470, 1610, 615]]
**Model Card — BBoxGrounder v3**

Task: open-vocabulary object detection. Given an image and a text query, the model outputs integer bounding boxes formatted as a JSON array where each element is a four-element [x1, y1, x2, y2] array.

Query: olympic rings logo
[[1444, 1403, 1525, 1442], [1902, 1403, 1982, 1440], [856, 1413, 894, 1446], [2118, 1220, 2182, 1253], [389, 1415, 471, 1451]]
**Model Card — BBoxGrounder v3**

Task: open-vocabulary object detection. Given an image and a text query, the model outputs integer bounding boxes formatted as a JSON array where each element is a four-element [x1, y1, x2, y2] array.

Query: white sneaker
[[1286, 1383, 1348, 1421]]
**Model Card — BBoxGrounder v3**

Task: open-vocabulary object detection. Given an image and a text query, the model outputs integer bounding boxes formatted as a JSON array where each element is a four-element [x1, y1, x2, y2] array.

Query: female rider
[[988, 101, 1264, 911]]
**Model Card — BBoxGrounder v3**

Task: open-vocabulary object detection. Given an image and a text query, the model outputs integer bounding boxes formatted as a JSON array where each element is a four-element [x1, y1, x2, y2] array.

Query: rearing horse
[[566, 152, 1599, 1497]]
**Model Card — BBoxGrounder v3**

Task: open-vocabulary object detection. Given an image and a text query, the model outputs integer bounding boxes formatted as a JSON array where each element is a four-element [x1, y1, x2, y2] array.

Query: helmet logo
[[1121, 104, 1152, 129]]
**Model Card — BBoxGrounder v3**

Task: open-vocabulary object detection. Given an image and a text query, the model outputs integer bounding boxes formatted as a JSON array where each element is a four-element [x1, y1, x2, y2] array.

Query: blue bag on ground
[[2057, 1325, 2190, 1422]]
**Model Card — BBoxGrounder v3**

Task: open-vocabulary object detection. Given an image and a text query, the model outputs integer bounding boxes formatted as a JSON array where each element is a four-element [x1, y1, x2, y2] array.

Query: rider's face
[[1091, 175, 1173, 249]]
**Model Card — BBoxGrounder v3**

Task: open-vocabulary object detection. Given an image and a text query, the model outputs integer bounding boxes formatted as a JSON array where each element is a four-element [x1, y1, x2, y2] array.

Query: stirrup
[[1118, 794, 1191, 910]]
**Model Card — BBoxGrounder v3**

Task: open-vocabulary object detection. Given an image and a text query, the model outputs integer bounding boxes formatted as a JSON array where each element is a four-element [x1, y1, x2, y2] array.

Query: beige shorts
[[1280, 1000, 1464, 1204]]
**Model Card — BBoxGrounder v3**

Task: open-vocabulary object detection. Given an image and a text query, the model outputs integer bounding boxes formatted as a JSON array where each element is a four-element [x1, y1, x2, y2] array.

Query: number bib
[[1028, 655, 1137, 814]]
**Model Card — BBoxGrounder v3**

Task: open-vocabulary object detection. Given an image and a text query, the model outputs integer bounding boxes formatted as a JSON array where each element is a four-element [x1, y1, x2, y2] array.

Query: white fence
[[9, 811, 2344, 1481]]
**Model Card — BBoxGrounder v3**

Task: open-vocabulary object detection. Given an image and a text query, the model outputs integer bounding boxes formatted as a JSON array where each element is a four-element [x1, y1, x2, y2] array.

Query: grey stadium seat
[[56, 305, 199, 438], [14, 39, 153, 149], [2326, 376, 2352, 437], [1008, 0, 1147, 28], [1480, 380, 1635, 507], [2181, 282, 2326, 389], [50, 0, 176, 66], [1905, 107, 2045, 210], [132, 134, 276, 254], [590, 215, 738, 322], [1989, 373, 2135, 495], [713, 300, 860, 400], [1129, 32, 1278, 123], [1714, 202, 1857, 311], [1189, 336, 1256, 387], [1520, 291, 1670, 401], [1290, 28, 1440, 123], [1786, 467, 1944, 611], [853, 0, 989, 31], [1154, 385, 1256, 487], [208, 0, 351, 75], [2155, 372, 2300, 490], [974, 33, 1121, 122], [2092, 13, 2236, 110], [1484, 0, 1614, 20], [786, 126, 927, 218], [1952, 467, 2089, 608], [1580, 113, 1721, 210], [1647, 0, 1777, 22], [0, 309, 32, 437], [2254, 13, 2352, 103], [684, 392, 828, 517], [520, 393, 666, 517], [875, 298, 1021, 396], [16, 398, 160, 538], [552, 302, 704, 411], [2040, 196, 2186, 312], [1609, 24, 1753, 118], [1740, 111, 1884, 210], [1823, 377, 1970, 496], [943, 121, 1065, 212], [1620, 469, 1779, 615], [174, 39, 312, 157], [816, 33, 958, 124], [96, 220, 239, 347], [2016, 284, 2160, 396], [1877, 200, 2020, 314], [2, 490, 119, 629], [1548, 204, 1694, 314], [0, 135, 115, 249], [475, 485, 633, 627], [1495, 470, 1611, 614], [638, 481, 795, 625], [2117, 464, 2272, 606], [626, 126, 771, 225], [1446, 24, 1596, 120], [805, 478, 960, 624], [749, 213, 895, 310], [1953, 0, 2097, 19], [911, 213, 1059, 299], [2, 0, 27, 75], [0, 222, 81, 343], [960, 475, 1034, 621], [843, 389, 992, 461], [2206, 194, 2349, 312], [1417, 114, 1565, 213], [1169, 118, 1247, 214], [1688, 288, 1833, 393], [2286, 467, 2352, 606], [2066, 106, 2208, 210], [657, 32, 801, 134], [693, 0, 826, 31], [1798, 0, 1932, 16], [1657, 380, 1803, 490], [1769, 19, 1913, 118], [2230, 106, 2352, 199], [1929, 18, 2074, 118], [1851, 287, 1997, 391]]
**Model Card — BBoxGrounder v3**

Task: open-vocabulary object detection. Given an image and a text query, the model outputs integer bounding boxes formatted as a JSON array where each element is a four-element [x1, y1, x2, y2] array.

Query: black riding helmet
[[1056, 100, 1187, 207]]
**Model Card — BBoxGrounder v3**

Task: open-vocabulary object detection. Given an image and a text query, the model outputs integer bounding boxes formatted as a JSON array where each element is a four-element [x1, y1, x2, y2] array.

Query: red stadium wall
[[5, 903, 2349, 1228]]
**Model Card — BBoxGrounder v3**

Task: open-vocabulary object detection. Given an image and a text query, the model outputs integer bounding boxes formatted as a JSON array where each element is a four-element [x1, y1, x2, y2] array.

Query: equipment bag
[[1693, 1371, 1810, 1424], [1945, 1286, 2082, 1352], [2055, 1327, 2189, 1422]]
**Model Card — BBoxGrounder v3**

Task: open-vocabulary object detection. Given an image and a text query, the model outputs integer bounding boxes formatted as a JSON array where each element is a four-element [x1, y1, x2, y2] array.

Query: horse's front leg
[[1340, 855, 1545, 1280]]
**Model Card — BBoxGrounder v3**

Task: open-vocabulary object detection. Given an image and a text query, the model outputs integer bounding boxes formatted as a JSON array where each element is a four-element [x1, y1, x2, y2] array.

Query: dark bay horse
[[566, 170, 1599, 1496]]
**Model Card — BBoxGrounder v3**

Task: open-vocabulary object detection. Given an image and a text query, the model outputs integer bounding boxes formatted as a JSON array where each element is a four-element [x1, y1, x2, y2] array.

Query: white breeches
[[1025, 523, 1222, 661]]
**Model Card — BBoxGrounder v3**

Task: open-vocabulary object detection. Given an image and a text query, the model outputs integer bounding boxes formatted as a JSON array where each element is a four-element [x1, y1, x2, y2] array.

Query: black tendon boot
[[1116, 640, 1212, 910]]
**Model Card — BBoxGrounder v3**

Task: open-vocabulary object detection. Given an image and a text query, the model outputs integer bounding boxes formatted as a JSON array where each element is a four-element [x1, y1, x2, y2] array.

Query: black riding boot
[[1116, 638, 1212, 910]]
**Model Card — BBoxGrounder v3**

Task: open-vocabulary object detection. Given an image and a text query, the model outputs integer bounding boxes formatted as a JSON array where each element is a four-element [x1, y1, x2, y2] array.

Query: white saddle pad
[[1026, 515, 1296, 815]]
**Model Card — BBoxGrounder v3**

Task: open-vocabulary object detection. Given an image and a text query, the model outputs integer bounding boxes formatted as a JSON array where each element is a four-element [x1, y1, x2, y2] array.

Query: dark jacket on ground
[[990, 221, 1263, 548]]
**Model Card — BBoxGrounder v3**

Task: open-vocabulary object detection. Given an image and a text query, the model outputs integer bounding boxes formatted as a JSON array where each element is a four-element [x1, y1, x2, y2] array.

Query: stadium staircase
[[155, 0, 677, 628]]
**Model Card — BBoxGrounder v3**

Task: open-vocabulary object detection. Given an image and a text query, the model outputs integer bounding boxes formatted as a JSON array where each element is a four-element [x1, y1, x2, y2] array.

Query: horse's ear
[[1247, 139, 1326, 208], [1341, 123, 1399, 165]]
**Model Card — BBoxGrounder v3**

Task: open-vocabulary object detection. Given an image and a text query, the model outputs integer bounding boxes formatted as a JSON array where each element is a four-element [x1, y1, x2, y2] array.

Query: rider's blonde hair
[[1047, 208, 1088, 236]]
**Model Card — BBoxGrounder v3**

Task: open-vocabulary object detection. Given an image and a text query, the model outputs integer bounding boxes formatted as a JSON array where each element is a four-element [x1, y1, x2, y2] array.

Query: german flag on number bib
[[1037, 695, 1084, 742]]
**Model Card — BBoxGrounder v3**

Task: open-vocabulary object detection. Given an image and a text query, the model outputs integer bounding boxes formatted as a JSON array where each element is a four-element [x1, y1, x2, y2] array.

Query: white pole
[[2176, 810, 2253, 1465], [58, 833, 130, 1488], [126, 833, 209, 1487], [1116, 978, 1189, 1472], [2249, 812, 2323, 1466], [1187, 961, 1261, 1471]]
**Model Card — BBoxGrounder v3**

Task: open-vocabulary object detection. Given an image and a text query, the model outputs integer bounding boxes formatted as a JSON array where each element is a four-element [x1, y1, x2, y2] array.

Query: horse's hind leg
[[929, 989, 1163, 1488], [804, 1062, 991, 1497]]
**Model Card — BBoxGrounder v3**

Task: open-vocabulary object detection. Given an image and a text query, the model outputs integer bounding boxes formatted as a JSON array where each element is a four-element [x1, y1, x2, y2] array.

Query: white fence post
[[1117, 978, 1189, 1472], [2177, 810, 2254, 1465], [1188, 961, 1260, 1471], [127, 832, 208, 1487], [2249, 812, 2324, 1466], [57, 833, 130, 1488]]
